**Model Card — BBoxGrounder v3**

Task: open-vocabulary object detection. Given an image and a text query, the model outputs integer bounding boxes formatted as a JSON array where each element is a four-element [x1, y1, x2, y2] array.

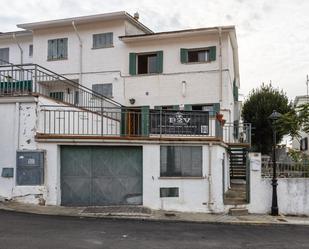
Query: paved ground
[[0, 210, 309, 249]]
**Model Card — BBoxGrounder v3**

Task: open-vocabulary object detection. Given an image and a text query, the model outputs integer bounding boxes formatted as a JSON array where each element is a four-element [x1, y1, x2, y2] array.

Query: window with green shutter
[[180, 46, 216, 63], [129, 51, 163, 75]]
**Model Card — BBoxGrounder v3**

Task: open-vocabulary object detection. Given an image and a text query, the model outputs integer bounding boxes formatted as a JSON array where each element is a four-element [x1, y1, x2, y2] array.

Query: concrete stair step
[[224, 198, 248, 205], [229, 207, 249, 216]]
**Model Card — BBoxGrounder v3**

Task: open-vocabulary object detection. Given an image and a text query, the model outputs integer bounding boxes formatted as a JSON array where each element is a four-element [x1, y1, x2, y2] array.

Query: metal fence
[[262, 161, 309, 178], [0, 63, 121, 112], [39, 106, 251, 143]]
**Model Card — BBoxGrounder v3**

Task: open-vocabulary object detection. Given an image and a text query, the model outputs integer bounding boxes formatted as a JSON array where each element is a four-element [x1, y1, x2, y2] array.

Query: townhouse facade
[[0, 12, 250, 213]]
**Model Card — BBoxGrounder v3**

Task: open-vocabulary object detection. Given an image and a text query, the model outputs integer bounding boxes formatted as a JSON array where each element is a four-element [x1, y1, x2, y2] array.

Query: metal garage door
[[61, 146, 142, 206]]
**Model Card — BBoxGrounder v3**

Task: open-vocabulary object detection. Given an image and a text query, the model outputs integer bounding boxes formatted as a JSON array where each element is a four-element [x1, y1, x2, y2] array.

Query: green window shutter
[[129, 53, 137, 75], [141, 106, 150, 136], [120, 107, 127, 136], [209, 46, 216, 61], [172, 105, 179, 110], [156, 51, 163, 73], [233, 79, 239, 101], [180, 48, 188, 63], [184, 104, 192, 111], [212, 103, 220, 116], [154, 106, 162, 110]]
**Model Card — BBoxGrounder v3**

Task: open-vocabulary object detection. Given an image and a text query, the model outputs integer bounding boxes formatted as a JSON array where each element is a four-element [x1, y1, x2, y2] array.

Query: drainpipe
[[208, 143, 213, 211], [217, 27, 223, 104], [13, 33, 23, 64], [72, 21, 83, 84]]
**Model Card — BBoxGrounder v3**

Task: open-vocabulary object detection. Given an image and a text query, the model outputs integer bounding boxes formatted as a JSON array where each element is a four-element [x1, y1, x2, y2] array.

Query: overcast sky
[[1, 0, 308, 100]]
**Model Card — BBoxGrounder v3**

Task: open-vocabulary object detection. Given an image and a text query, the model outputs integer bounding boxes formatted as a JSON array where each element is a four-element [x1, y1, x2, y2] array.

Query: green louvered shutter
[[141, 106, 150, 136], [129, 53, 137, 75], [209, 46, 216, 61], [180, 48, 188, 63], [172, 105, 179, 110], [156, 51, 163, 73], [154, 106, 163, 110], [184, 104, 192, 111], [212, 103, 220, 116]]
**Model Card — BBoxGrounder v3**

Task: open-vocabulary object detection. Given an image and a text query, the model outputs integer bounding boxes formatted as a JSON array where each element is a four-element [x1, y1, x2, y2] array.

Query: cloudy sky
[[1, 0, 308, 100]]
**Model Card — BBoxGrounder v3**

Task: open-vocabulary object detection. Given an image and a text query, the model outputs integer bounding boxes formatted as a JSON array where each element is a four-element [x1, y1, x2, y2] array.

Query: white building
[[292, 95, 309, 154], [0, 11, 250, 213]]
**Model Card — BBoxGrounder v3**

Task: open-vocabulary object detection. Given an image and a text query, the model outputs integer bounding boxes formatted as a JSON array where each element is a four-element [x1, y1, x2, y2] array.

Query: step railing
[[0, 62, 122, 112]]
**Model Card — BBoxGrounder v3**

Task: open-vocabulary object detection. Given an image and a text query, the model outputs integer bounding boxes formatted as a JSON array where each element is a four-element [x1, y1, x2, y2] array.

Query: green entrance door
[[61, 146, 143, 206]]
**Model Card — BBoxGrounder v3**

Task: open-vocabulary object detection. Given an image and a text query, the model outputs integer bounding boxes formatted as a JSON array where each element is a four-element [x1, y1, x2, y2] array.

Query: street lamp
[[268, 110, 282, 216]]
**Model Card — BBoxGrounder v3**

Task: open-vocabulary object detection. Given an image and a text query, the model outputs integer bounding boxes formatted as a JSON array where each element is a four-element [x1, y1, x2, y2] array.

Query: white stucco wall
[[248, 153, 309, 216], [0, 35, 33, 64], [143, 143, 228, 213], [0, 97, 45, 204]]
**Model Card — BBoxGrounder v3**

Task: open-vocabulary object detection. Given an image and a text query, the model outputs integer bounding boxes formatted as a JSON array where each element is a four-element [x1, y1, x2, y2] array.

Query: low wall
[[248, 153, 309, 216]]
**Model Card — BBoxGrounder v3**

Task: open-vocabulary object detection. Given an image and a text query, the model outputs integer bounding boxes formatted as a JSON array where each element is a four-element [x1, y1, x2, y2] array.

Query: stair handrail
[[0, 62, 122, 108]]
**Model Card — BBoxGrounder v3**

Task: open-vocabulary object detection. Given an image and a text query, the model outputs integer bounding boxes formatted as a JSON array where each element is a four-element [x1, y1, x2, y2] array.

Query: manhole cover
[[82, 206, 152, 214]]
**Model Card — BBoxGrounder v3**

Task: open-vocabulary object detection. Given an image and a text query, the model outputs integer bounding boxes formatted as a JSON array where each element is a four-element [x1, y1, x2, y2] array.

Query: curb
[[1, 204, 308, 227]]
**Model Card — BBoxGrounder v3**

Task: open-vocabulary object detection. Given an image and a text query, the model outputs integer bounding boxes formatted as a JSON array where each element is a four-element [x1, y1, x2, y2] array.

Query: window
[[180, 46, 216, 64], [47, 38, 68, 60], [300, 137, 308, 151], [138, 53, 158, 74], [92, 83, 113, 97], [29, 44, 33, 57], [160, 146, 202, 177], [0, 48, 9, 65], [16, 151, 44, 186], [93, 32, 113, 49], [49, 92, 64, 101], [160, 187, 179, 197], [129, 51, 163, 75]]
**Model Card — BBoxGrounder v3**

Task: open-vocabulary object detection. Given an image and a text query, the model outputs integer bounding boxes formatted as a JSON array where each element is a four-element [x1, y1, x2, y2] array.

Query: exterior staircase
[[228, 146, 247, 179], [224, 180, 249, 215]]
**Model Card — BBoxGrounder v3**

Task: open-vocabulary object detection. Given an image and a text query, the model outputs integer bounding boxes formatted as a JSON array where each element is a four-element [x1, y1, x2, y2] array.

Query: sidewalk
[[1, 200, 309, 226]]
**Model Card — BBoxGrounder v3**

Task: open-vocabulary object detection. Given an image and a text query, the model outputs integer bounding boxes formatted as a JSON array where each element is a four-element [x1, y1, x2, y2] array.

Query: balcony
[[37, 106, 251, 145]]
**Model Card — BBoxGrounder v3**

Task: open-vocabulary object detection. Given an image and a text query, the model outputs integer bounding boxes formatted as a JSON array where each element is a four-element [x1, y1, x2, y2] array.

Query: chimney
[[134, 12, 140, 21]]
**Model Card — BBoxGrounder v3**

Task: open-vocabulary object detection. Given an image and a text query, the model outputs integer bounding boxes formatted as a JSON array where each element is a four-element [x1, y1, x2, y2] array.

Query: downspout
[[72, 21, 83, 84], [217, 27, 223, 104], [208, 143, 213, 211], [13, 33, 23, 64]]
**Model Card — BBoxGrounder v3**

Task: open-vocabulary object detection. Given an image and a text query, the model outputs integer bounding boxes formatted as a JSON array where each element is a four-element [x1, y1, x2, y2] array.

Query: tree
[[278, 102, 309, 140], [242, 84, 292, 154]]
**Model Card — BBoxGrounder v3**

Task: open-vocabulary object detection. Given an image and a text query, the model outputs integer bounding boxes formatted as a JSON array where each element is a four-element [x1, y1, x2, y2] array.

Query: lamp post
[[268, 110, 282, 216]]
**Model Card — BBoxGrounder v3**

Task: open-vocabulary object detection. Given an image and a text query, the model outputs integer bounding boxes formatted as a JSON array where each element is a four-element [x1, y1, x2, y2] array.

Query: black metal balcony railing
[[0, 62, 121, 112], [39, 106, 252, 144]]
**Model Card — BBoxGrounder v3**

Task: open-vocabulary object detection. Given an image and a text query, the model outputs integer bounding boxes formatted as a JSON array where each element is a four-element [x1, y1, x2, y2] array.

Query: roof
[[17, 11, 153, 34], [294, 95, 309, 106], [119, 25, 235, 40], [0, 30, 32, 40]]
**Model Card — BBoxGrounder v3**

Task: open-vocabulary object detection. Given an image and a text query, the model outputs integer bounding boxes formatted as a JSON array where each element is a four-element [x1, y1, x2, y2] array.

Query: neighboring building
[[292, 95, 309, 154], [0, 11, 250, 213]]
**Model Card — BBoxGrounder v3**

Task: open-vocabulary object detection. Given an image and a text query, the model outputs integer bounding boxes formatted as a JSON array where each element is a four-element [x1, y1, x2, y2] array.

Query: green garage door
[[61, 146, 142, 206]]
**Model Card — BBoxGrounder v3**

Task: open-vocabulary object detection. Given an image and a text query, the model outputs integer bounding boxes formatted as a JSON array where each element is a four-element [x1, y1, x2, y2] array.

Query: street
[[0, 210, 308, 249]]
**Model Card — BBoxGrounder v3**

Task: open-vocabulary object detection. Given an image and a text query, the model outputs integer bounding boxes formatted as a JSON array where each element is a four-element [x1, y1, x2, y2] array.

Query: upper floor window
[[29, 44, 33, 57], [129, 51, 163, 75], [92, 83, 113, 98], [93, 32, 113, 49], [0, 48, 9, 65], [180, 46, 216, 64], [47, 38, 68, 60]]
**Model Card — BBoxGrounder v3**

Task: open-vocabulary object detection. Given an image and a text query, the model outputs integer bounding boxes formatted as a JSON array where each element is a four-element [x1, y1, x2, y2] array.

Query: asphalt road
[[0, 210, 309, 249]]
